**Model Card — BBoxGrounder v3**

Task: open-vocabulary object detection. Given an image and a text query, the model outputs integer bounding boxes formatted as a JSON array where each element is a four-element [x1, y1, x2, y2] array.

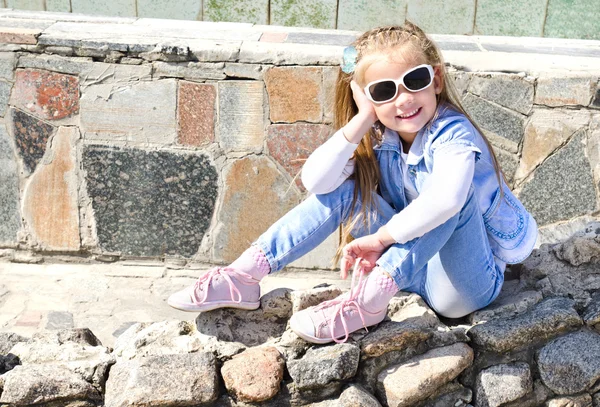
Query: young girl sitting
[[168, 22, 538, 345]]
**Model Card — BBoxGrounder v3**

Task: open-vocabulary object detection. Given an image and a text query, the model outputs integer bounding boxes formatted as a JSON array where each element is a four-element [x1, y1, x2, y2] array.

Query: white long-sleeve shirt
[[301, 130, 475, 244]]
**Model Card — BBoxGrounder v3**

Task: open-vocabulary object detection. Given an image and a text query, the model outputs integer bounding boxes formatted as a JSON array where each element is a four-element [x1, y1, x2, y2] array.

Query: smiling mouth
[[398, 108, 421, 119]]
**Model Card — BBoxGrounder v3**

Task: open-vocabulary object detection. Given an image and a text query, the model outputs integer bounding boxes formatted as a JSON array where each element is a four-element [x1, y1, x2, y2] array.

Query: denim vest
[[373, 104, 538, 264]]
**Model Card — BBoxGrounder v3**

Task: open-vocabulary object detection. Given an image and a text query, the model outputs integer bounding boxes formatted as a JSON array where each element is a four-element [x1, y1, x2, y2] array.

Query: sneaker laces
[[314, 260, 368, 343], [191, 267, 256, 305]]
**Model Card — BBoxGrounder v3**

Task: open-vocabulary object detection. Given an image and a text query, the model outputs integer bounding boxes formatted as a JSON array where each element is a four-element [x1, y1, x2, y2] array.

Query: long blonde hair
[[333, 22, 504, 264]]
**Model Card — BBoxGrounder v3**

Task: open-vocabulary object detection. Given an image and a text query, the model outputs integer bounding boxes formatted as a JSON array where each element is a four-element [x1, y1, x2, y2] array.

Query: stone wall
[[2, 0, 600, 39], [0, 10, 599, 269], [2, 229, 600, 406]]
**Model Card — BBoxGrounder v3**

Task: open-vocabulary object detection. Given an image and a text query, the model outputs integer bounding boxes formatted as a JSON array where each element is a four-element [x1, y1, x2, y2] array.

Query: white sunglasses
[[364, 64, 435, 104]]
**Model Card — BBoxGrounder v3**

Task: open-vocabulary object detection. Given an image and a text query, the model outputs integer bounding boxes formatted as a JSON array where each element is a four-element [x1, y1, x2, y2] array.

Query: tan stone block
[[265, 66, 323, 123], [218, 81, 265, 152], [22, 127, 80, 250], [515, 109, 591, 182], [214, 156, 302, 262], [323, 66, 338, 124], [177, 81, 215, 147], [535, 75, 596, 107], [0, 27, 40, 45]]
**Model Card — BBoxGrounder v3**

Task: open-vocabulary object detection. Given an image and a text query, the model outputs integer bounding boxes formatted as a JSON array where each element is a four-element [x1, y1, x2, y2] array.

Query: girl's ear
[[433, 66, 444, 95]]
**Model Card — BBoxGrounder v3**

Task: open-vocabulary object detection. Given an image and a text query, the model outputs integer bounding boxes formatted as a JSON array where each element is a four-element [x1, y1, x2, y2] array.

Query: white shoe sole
[[167, 299, 260, 312]]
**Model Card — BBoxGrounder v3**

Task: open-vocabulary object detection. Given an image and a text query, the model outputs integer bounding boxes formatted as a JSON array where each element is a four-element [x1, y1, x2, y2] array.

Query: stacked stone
[[2, 229, 600, 405]]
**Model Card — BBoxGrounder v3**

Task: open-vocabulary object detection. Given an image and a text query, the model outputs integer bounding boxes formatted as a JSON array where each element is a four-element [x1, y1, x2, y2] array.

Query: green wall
[[3, 0, 599, 39]]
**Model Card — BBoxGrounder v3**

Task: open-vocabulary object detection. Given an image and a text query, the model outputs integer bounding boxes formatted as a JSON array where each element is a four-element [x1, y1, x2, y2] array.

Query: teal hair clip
[[341, 45, 358, 74]]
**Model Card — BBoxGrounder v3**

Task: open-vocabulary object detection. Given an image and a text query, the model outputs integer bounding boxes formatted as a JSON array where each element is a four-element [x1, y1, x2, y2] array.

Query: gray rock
[[547, 393, 593, 407], [462, 93, 525, 145], [0, 52, 16, 80], [337, 384, 382, 407], [291, 284, 343, 313], [583, 291, 600, 328], [0, 123, 21, 244], [467, 73, 534, 115], [554, 235, 600, 266], [153, 61, 226, 80], [469, 286, 543, 324], [376, 343, 474, 407], [474, 362, 532, 407], [503, 380, 552, 407], [535, 75, 596, 107], [225, 62, 268, 80], [0, 364, 101, 404], [287, 343, 360, 390], [195, 289, 292, 347], [468, 297, 583, 353], [0, 332, 27, 354], [518, 131, 596, 226], [538, 329, 600, 395], [420, 382, 473, 407], [112, 321, 204, 360], [105, 352, 219, 407]]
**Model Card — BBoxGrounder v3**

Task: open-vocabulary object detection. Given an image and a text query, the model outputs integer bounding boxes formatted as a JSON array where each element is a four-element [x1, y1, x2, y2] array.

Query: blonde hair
[[333, 22, 504, 264]]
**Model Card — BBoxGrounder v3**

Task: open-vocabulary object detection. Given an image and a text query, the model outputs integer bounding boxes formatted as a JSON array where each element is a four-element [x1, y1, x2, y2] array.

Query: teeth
[[399, 108, 419, 118]]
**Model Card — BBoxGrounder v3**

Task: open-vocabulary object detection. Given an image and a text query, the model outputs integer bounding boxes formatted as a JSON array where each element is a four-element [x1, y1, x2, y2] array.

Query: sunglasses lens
[[403, 66, 432, 91], [369, 81, 397, 102]]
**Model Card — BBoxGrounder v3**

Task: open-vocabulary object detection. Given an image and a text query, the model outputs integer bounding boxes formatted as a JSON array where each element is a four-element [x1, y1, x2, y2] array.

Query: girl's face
[[362, 54, 443, 147]]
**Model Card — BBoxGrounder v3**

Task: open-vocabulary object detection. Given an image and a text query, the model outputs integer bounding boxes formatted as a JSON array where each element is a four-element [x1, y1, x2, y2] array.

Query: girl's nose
[[394, 88, 412, 107]]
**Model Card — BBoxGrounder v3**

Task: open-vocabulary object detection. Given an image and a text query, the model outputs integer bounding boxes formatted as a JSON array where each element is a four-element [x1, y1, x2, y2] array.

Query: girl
[[168, 22, 537, 344]]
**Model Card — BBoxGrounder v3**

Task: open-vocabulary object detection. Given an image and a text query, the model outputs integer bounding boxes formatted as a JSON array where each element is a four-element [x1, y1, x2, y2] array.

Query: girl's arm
[[383, 148, 476, 244], [301, 81, 376, 194]]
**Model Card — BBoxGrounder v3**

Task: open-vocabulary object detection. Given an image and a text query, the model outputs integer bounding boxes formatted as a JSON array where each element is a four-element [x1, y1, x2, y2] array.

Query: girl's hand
[[350, 80, 377, 124], [340, 230, 393, 279]]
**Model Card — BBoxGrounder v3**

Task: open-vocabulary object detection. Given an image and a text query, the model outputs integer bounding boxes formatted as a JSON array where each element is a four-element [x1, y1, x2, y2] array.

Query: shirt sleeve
[[301, 129, 358, 194], [385, 147, 476, 244]]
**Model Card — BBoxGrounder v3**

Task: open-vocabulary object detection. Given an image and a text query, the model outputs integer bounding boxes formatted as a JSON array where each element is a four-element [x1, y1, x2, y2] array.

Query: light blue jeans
[[255, 180, 505, 318]]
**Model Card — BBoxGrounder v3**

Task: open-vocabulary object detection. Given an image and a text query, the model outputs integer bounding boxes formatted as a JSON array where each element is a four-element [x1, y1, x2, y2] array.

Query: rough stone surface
[[421, 382, 473, 407], [462, 93, 525, 145], [291, 285, 343, 313], [83, 145, 218, 257], [214, 155, 301, 262], [265, 66, 323, 123], [469, 283, 543, 324], [11, 107, 56, 174], [516, 109, 590, 181], [583, 291, 600, 328], [475, 362, 532, 407], [177, 81, 216, 147], [518, 131, 597, 225], [468, 73, 534, 115], [80, 79, 177, 143], [195, 290, 293, 347], [153, 61, 227, 80], [468, 297, 582, 353], [22, 126, 80, 250], [538, 329, 600, 395], [105, 352, 219, 407], [267, 123, 331, 188], [0, 80, 12, 117], [535, 75, 596, 107], [221, 347, 285, 402], [547, 394, 593, 407], [0, 52, 16, 80], [287, 343, 360, 390], [218, 81, 265, 152], [0, 364, 102, 404], [337, 384, 382, 407], [376, 343, 474, 407], [12, 68, 79, 120], [0, 122, 21, 243]]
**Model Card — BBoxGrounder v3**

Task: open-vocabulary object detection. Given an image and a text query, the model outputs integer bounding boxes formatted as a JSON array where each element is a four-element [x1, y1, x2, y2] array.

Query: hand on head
[[350, 80, 378, 125]]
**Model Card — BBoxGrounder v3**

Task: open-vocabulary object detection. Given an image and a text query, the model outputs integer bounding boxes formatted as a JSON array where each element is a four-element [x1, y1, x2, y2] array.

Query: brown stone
[[265, 66, 323, 123], [515, 109, 590, 182], [221, 347, 285, 402], [214, 155, 302, 262], [22, 127, 80, 250], [12, 69, 79, 120], [0, 27, 40, 45], [266, 123, 331, 189], [323, 66, 338, 124], [177, 81, 216, 147]]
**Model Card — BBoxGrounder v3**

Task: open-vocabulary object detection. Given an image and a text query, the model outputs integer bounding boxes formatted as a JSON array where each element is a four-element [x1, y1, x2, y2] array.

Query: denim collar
[[377, 128, 425, 165]]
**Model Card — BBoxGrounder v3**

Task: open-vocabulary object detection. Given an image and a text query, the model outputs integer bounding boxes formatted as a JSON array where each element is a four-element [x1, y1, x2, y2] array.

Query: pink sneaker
[[167, 267, 260, 312], [289, 264, 387, 344]]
